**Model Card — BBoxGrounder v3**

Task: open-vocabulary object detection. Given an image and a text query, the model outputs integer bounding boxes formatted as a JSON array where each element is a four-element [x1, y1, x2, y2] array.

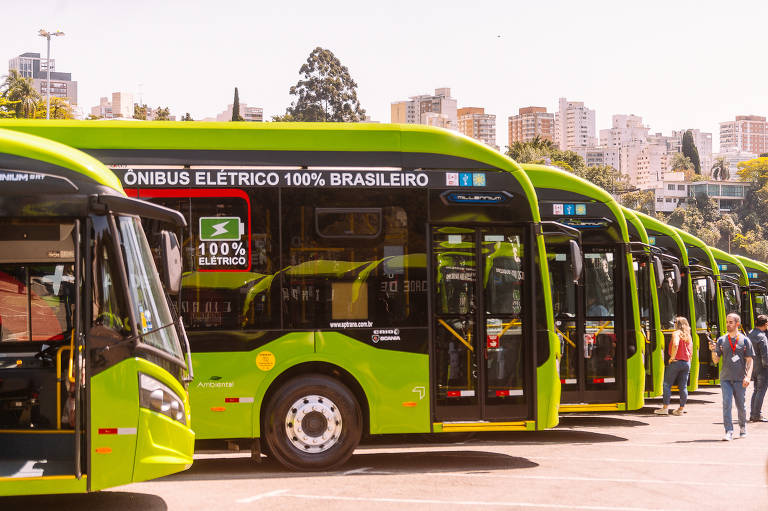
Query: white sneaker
[[654, 408, 669, 415], [723, 431, 733, 441]]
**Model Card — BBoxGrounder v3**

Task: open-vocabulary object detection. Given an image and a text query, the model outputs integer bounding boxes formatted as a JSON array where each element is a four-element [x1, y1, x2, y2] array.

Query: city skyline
[[3, 1, 767, 151]]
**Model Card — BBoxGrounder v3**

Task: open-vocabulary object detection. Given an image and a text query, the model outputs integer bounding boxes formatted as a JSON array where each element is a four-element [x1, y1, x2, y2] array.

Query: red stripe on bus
[[98, 428, 118, 435], [446, 391, 461, 397], [225, 398, 240, 403]]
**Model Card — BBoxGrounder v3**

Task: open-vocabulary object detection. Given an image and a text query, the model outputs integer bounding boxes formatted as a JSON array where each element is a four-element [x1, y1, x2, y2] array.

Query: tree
[[682, 130, 701, 174], [231, 87, 244, 121], [1, 69, 41, 118], [670, 152, 693, 172], [133, 104, 148, 120], [711, 156, 730, 181], [0, 97, 17, 118], [153, 106, 170, 121], [278, 47, 366, 122], [34, 97, 74, 119], [572, 165, 630, 195], [181, 112, 193, 121], [619, 189, 655, 216]]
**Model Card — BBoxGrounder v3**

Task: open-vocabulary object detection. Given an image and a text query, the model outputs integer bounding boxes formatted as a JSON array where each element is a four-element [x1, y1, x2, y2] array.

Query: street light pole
[[38, 29, 65, 120]]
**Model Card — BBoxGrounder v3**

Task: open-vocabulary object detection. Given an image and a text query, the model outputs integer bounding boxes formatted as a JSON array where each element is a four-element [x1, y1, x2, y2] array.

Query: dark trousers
[[750, 368, 768, 419]]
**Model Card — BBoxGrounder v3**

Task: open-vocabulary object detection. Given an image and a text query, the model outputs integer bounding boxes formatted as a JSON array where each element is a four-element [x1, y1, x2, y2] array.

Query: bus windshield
[[118, 216, 184, 361]]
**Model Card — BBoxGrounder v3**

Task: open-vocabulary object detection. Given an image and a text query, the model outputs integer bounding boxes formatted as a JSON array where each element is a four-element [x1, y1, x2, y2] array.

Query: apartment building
[[8, 52, 78, 106], [669, 129, 713, 175], [457, 107, 497, 149], [212, 104, 263, 122], [391, 88, 458, 130], [554, 97, 596, 151], [508, 106, 554, 146], [720, 115, 768, 155], [89, 92, 133, 118]]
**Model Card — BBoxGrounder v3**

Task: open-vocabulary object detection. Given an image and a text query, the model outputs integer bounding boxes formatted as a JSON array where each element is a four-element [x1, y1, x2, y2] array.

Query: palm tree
[[1, 70, 41, 118], [711, 156, 730, 181]]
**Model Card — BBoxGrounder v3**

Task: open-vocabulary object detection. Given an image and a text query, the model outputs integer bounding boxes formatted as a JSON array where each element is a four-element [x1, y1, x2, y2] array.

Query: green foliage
[[711, 156, 730, 181], [181, 112, 193, 121], [153, 106, 170, 121], [572, 165, 629, 194], [281, 47, 366, 122], [133, 104, 147, 120], [670, 152, 693, 172], [0, 97, 17, 118], [34, 97, 74, 119], [682, 130, 701, 174], [1, 69, 41, 118], [232, 88, 244, 121], [619, 189, 655, 216]]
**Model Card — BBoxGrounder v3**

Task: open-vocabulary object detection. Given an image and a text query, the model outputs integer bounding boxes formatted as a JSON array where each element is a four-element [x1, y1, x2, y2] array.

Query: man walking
[[749, 314, 768, 422], [709, 313, 754, 440]]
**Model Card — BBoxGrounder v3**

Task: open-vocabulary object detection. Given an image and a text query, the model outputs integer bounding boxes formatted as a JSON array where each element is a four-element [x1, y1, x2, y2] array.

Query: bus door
[[691, 269, 718, 382], [430, 226, 528, 422], [629, 244, 656, 392]]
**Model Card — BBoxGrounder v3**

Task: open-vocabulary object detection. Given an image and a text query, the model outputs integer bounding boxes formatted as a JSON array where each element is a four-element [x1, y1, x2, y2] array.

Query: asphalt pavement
[[3, 386, 768, 510]]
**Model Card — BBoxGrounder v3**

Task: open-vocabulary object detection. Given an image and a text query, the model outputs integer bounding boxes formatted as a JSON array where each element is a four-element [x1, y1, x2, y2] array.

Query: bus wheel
[[263, 374, 362, 471]]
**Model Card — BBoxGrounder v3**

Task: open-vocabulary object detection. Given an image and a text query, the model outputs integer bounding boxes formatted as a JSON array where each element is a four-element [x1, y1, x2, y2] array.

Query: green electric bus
[[1, 120, 569, 470], [522, 164, 644, 412], [738, 256, 768, 326], [0, 128, 194, 495], [675, 229, 721, 386], [621, 207, 664, 398], [635, 211, 698, 392]]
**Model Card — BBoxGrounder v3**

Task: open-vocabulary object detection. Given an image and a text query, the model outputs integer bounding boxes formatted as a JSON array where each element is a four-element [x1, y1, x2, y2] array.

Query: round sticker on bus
[[256, 351, 276, 371]]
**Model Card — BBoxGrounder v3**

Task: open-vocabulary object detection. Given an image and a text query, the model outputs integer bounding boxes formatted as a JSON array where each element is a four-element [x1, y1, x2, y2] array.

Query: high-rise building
[[554, 98, 596, 151], [390, 88, 457, 130], [719, 115, 767, 155], [8, 52, 78, 106], [457, 107, 497, 149], [90, 97, 113, 118], [508, 106, 554, 146], [112, 92, 134, 118]]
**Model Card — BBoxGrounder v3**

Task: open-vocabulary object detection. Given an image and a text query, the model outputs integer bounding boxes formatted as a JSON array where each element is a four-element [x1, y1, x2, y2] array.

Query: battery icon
[[199, 217, 244, 241]]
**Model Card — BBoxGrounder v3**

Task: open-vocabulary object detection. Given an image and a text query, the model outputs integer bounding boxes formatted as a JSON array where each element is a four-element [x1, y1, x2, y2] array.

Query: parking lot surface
[[4, 388, 768, 510]]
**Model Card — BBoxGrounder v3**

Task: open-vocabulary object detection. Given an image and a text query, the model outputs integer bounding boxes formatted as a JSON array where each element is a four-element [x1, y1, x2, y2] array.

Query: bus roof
[[0, 127, 124, 195], [621, 206, 649, 245], [633, 211, 689, 266], [0, 120, 515, 171], [709, 246, 748, 286], [520, 163, 630, 241], [0, 120, 542, 222], [674, 227, 720, 277]]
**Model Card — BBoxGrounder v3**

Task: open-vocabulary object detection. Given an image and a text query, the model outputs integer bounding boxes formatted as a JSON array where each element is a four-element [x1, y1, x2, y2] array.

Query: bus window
[[584, 251, 615, 317], [281, 188, 427, 329], [692, 278, 709, 329], [657, 272, 677, 330], [722, 285, 740, 315], [0, 264, 75, 342]]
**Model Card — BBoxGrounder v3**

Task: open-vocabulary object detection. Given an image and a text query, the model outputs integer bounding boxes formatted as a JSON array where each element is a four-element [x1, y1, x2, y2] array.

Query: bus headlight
[[139, 373, 187, 425]]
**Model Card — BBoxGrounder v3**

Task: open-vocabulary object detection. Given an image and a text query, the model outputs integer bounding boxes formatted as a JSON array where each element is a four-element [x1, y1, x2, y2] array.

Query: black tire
[[263, 374, 362, 471]]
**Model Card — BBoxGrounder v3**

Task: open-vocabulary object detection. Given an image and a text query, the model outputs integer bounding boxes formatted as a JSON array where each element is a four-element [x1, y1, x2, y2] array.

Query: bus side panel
[[536, 332, 561, 430], [190, 332, 315, 440], [315, 331, 430, 434], [132, 359, 194, 483], [535, 235, 560, 430], [90, 359, 141, 491], [0, 477, 88, 497]]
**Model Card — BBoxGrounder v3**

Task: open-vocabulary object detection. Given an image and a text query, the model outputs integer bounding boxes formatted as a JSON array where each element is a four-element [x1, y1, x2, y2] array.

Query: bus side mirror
[[672, 264, 682, 293], [707, 276, 716, 302], [653, 256, 664, 289], [569, 239, 583, 284], [161, 230, 182, 295]]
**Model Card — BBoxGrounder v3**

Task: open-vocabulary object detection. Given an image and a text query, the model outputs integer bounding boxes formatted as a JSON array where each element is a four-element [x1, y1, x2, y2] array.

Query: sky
[[3, 0, 767, 152]]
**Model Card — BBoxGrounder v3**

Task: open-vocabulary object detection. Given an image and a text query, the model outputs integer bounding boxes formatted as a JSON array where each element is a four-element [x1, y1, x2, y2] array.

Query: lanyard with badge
[[728, 335, 740, 362]]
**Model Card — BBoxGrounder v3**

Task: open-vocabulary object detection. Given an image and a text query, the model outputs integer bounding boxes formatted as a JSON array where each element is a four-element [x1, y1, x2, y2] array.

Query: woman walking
[[655, 316, 693, 416]]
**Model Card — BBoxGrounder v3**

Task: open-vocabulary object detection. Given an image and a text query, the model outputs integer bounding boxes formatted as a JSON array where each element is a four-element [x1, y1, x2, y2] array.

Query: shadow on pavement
[[557, 416, 649, 428], [0, 491, 167, 511], [673, 438, 724, 444], [160, 450, 536, 481]]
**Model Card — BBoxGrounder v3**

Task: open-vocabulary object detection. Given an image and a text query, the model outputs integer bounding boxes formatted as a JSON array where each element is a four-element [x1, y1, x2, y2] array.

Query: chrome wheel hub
[[284, 394, 342, 452]]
